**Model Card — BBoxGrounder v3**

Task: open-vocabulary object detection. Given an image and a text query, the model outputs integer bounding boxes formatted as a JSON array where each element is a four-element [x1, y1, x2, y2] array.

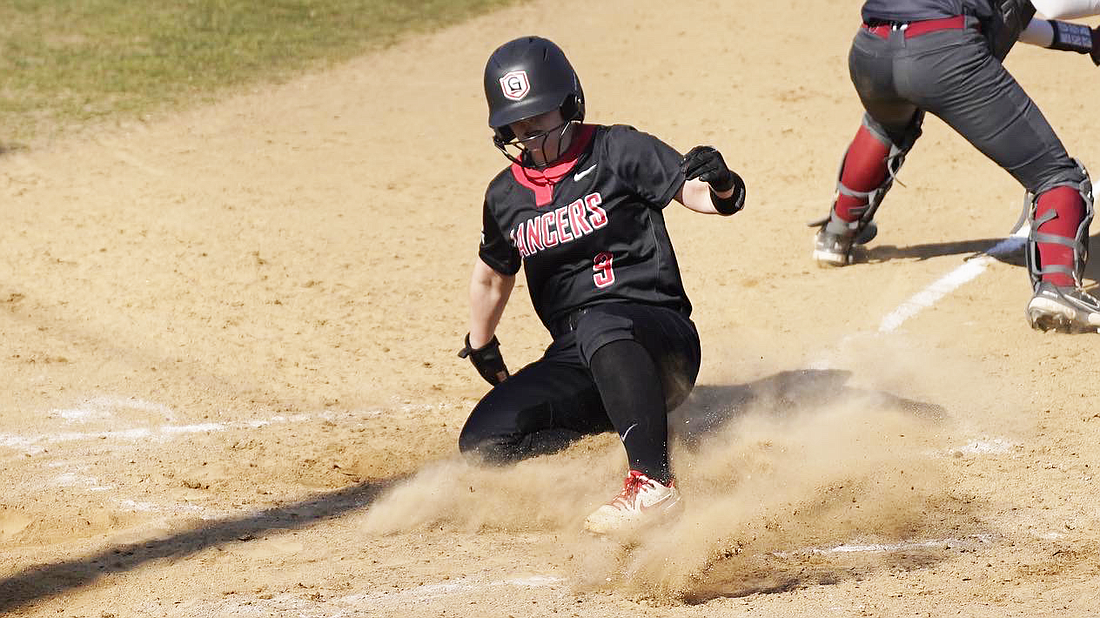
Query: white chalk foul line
[[878, 227, 1028, 333], [346, 574, 563, 605], [773, 534, 994, 559], [53, 395, 177, 423], [0, 396, 428, 453], [192, 575, 564, 616], [0, 416, 312, 451], [956, 437, 1015, 455], [118, 498, 221, 519], [0, 411, 371, 453], [820, 534, 993, 554], [809, 226, 1029, 370]]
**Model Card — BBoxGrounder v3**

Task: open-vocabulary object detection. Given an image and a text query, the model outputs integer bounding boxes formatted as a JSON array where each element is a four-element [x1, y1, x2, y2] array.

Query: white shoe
[[1027, 282, 1100, 333], [583, 470, 683, 536], [812, 221, 878, 268]]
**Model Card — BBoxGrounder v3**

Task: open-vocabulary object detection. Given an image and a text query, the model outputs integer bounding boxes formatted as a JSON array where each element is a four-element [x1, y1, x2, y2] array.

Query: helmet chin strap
[[493, 120, 576, 169]]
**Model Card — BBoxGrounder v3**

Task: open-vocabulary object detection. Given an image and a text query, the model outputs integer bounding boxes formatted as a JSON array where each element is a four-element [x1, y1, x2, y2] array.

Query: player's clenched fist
[[681, 145, 736, 192], [681, 145, 745, 215], [458, 334, 510, 386]]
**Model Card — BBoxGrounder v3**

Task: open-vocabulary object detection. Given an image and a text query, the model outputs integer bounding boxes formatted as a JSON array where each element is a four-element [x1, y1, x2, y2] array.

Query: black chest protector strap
[[985, 0, 1037, 60]]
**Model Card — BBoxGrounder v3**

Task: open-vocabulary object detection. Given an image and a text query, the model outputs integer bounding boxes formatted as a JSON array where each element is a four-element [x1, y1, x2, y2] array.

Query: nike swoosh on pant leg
[[619, 423, 638, 443]]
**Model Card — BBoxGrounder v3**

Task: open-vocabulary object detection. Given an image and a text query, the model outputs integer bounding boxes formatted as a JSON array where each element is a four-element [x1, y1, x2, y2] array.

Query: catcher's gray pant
[[849, 20, 1085, 193]]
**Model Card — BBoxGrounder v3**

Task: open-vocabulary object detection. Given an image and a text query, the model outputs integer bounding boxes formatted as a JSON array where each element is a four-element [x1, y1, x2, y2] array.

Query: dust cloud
[[582, 393, 961, 601], [360, 435, 626, 535], [361, 369, 974, 603]]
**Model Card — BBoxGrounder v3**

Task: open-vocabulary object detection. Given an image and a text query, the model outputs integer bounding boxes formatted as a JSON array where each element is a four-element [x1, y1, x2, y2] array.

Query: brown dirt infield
[[2, 1, 1100, 616]]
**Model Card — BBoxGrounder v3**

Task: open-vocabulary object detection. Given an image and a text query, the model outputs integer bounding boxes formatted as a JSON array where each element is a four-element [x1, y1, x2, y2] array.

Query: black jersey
[[478, 123, 690, 333], [861, 0, 992, 22]]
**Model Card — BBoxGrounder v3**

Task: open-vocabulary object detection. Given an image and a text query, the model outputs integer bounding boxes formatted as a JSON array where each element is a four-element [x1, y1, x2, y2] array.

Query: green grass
[[0, 0, 522, 149]]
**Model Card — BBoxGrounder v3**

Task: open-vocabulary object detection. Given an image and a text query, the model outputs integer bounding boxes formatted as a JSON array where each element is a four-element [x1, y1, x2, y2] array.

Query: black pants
[[849, 21, 1084, 193], [459, 302, 701, 464]]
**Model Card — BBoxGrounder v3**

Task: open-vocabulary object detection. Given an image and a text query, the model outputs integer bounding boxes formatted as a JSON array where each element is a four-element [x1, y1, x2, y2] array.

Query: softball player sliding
[[812, 0, 1100, 333], [459, 36, 746, 536]]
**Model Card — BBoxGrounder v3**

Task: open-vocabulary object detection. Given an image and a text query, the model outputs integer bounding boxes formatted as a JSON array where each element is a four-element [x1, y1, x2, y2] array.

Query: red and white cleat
[[583, 470, 683, 536]]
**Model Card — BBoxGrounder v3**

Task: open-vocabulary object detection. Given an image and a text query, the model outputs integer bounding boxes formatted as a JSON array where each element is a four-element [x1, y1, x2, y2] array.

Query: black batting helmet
[[483, 36, 585, 143]]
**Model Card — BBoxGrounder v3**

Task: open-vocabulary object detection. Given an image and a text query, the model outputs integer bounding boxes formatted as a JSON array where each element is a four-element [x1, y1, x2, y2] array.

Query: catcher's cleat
[[812, 221, 878, 267], [583, 470, 683, 536], [1026, 282, 1100, 333]]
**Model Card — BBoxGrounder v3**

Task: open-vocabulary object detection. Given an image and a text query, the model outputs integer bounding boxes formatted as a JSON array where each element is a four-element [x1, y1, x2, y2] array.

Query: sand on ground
[[2, 1, 1100, 616]]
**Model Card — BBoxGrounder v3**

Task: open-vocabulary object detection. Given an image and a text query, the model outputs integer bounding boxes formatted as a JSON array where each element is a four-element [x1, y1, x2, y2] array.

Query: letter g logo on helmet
[[499, 70, 530, 101]]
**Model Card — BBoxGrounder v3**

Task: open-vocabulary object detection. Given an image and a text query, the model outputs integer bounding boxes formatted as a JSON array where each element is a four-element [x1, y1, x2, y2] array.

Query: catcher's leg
[[1025, 163, 1100, 332], [900, 28, 1098, 331], [811, 111, 923, 267]]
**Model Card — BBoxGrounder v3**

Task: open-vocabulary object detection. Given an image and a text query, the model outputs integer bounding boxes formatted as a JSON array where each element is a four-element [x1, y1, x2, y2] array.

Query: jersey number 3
[[593, 252, 615, 288]]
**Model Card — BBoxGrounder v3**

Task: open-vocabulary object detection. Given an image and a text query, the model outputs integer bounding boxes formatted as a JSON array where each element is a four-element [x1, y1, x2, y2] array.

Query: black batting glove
[[458, 333, 510, 386], [681, 145, 735, 192]]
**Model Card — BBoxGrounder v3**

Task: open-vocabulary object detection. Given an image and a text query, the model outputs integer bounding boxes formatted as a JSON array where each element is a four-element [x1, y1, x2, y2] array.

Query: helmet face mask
[[484, 36, 585, 168], [494, 112, 573, 168]]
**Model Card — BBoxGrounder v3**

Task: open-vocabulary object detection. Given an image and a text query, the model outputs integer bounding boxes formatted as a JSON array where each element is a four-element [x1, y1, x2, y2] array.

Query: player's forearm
[[1020, 0, 1100, 54], [1020, 16, 1100, 63], [1020, 17, 1056, 46], [678, 179, 717, 214], [1032, 0, 1100, 20], [678, 177, 745, 215], [469, 261, 515, 348]]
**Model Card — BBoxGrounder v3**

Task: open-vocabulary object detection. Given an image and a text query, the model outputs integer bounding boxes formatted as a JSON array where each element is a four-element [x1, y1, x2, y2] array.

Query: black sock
[[589, 339, 672, 484]]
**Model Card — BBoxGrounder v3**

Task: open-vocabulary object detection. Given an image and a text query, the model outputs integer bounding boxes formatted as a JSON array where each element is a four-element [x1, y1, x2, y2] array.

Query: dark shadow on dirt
[[0, 141, 28, 156], [670, 368, 946, 446], [863, 236, 1026, 267], [0, 477, 399, 614], [860, 233, 1100, 284], [682, 548, 947, 604]]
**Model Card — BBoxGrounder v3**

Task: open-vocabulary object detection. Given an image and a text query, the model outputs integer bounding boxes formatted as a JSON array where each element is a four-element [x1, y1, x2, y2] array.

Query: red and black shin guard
[[835, 125, 891, 223], [1033, 186, 1088, 287]]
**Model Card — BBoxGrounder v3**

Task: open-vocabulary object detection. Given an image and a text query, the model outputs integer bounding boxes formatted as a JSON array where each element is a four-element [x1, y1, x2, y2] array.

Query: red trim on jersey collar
[[510, 124, 596, 207]]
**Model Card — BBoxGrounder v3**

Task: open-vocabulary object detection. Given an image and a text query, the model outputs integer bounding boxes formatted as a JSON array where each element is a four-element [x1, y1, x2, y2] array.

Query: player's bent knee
[[459, 426, 581, 464], [663, 369, 697, 412], [458, 428, 511, 464], [458, 415, 511, 464]]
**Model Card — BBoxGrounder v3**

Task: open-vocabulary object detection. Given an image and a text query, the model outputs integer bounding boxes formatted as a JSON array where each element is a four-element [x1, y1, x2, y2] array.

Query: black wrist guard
[[1050, 20, 1093, 55], [707, 172, 735, 194], [458, 334, 510, 386], [709, 173, 745, 216]]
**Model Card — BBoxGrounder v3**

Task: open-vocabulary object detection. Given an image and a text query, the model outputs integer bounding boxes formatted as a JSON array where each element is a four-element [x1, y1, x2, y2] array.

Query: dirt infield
[[3, 0, 1100, 616]]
